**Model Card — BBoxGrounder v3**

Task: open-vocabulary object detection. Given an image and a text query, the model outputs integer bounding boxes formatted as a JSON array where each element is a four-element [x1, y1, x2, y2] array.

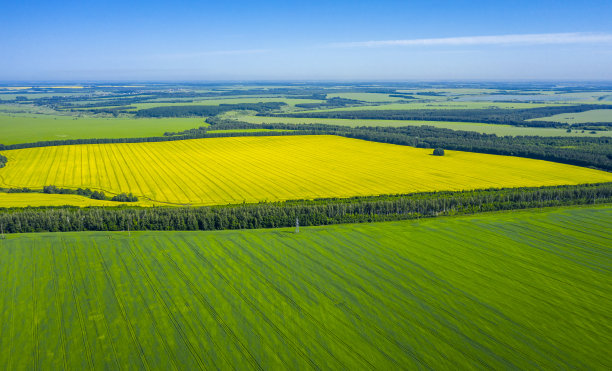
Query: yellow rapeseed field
[[0, 193, 150, 207], [1, 135, 611, 206]]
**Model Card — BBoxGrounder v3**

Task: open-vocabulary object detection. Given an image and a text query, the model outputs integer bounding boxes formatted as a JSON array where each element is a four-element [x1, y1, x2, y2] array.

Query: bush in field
[[111, 193, 139, 202], [433, 148, 445, 156], [90, 191, 106, 200]]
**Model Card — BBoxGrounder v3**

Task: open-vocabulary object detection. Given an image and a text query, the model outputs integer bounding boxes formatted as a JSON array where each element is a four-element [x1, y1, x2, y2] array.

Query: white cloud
[[331, 32, 612, 48]]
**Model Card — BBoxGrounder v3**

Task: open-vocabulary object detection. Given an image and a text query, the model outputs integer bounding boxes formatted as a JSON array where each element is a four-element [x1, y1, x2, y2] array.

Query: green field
[[299, 101, 565, 113], [529, 109, 612, 123], [236, 114, 612, 136], [0, 115, 207, 145], [0, 206, 609, 369]]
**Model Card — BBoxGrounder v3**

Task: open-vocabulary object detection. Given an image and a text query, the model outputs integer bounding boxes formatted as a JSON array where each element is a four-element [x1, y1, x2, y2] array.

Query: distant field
[[238, 115, 611, 137], [299, 101, 565, 113], [529, 109, 612, 123], [0, 115, 206, 145], [125, 97, 323, 111], [0, 193, 150, 207], [1, 136, 611, 206], [325, 92, 409, 102], [0, 206, 610, 369]]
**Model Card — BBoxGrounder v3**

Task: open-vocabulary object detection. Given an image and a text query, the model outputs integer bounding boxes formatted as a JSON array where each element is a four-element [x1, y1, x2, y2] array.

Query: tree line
[[276, 104, 612, 128], [1, 185, 138, 202], [0, 153, 6, 168], [0, 183, 609, 234], [134, 102, 287, 118]]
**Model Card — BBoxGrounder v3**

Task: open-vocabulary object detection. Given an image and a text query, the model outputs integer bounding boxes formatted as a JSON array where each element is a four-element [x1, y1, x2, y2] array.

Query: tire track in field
[[317, 230, 517, 369], [183, 236, 376, 370], [60, 239, 99, 371], [99, 144, 124, 194], [153, 141, 229, 204], [105, 144, 143, 196], [31, 244, 40, 371], [173, 139, 267, 203], [223, 137, 359, 199], [129, 142, 191, 203], [93, 241, 152, 371], [123, 239, 213, 370], [6, 245, 20, 371], [120, 142, 172, 202], [273, 234, 493, 369], [316, 229, 530, 368], [215, 234, 414, 369], [156, 243, 264, 371], [194, 139, 302, 201], [50, 247, 69, 371], [344, 226, 566, 368], [113, 244, 181, 371], [111, 144, 149, 199], [135, 142, 200, 203], [170, 139, 262, 203]]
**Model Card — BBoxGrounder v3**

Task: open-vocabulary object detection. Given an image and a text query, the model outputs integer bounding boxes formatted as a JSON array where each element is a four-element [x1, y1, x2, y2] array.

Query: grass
[[237, 114, 611, 137], [0, 205, 609, 369], [529, 109, 612, 123], [0, 193, 151, 207], [0, 115, 207, 145], [1, 135, 611, 206]]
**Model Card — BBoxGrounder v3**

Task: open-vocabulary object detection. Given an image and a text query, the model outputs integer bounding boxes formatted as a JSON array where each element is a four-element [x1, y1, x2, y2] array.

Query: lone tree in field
[[433, 148, 445, 156]]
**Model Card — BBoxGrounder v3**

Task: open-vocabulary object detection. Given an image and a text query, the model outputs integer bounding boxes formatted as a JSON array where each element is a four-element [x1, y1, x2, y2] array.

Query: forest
[[0, 183, 609, 233], [279, 104, 612, 127]]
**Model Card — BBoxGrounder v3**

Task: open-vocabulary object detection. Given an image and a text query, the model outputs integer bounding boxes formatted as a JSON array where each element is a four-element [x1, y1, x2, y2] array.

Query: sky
[[1, 0, 612, 81]]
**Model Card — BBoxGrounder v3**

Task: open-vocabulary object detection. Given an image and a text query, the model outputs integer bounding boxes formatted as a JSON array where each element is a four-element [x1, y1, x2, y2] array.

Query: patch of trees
[[9, 185, 140, 202], [277, 104, 612, 128], [0, 153, 6, 168], [135, 102, 287, 117], [0, 183, 609, 233], [43, 186, 137, 202], [433, 148, 445, 156]]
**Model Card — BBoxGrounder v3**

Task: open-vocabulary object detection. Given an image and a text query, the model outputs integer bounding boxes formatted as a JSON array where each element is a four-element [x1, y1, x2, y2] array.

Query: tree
[[433, 148, 445, 156]]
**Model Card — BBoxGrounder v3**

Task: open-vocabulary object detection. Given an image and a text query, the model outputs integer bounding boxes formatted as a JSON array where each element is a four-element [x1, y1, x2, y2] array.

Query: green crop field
[[237, 114, 612, 136], [0, 206, 609, 369], [0, 115, 207, 145], [299, 101, 565, 113], [529, 109, 612, 123]]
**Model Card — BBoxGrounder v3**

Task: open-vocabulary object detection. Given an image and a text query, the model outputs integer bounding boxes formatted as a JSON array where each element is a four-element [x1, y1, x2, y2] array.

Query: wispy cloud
[[330, 32, 612, 48]]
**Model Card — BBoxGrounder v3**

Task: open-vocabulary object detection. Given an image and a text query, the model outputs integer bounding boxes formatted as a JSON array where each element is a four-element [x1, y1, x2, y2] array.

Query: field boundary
[[0, 183, 610, 234]]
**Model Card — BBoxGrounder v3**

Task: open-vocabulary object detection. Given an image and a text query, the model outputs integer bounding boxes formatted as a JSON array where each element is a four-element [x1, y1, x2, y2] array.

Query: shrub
[[433, 148, 445, 156]]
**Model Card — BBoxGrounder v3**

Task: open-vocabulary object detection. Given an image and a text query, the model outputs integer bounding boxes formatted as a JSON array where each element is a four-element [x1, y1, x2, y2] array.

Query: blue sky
[[1, 0, 611, 81]]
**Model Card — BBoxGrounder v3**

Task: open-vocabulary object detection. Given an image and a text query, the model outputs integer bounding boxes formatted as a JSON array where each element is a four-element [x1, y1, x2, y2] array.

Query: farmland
[[0, 115, 206, 145], [529, 109, 612, 124], [0, 193, 150, 207], [0, 206, 609, 369], [2, 135, 611, 206], [236, 114, 611, 136]]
